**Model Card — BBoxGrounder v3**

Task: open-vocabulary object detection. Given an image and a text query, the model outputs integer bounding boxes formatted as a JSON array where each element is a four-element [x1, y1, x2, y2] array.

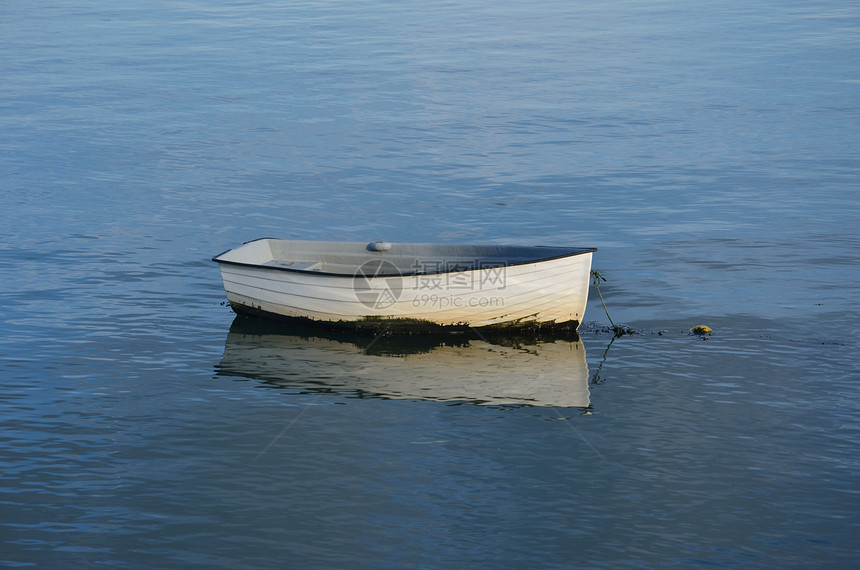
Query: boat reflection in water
[[217, 316, 590, 408]]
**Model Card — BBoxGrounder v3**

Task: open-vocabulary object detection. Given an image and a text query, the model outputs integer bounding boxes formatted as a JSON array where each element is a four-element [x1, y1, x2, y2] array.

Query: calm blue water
[[2, 0, 859, 567]]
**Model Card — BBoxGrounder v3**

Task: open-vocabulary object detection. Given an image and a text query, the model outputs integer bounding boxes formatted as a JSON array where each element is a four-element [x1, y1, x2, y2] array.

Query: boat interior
[[214, 238, 594, 276]]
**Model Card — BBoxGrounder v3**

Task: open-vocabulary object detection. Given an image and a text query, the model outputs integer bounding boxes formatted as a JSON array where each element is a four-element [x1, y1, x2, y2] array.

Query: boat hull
[[214, 239, 594, 331]]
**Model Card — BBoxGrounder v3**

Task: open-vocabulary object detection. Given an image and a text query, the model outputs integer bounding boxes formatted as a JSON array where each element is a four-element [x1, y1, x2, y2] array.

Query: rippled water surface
[[2, 1, 859, 567]]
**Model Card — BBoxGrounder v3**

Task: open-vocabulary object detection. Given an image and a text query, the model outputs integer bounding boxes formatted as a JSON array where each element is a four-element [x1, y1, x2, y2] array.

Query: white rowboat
[[213, 238, 596, 331]]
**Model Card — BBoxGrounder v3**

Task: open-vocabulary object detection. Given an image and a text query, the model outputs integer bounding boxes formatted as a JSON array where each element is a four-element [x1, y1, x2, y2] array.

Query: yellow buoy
[[690, 325, 712, 335]]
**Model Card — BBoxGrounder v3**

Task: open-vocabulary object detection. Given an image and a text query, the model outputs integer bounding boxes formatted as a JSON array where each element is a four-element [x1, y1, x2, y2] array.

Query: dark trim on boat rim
[[212, 245, 597, 278]]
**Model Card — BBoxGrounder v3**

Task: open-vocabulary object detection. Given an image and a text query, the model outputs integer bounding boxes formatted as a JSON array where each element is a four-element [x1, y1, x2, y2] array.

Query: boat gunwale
[[212, 240, 597, 278]]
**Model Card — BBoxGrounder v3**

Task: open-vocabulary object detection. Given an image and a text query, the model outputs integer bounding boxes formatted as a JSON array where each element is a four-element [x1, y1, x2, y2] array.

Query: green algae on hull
[[230, 303, 580, 336]]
